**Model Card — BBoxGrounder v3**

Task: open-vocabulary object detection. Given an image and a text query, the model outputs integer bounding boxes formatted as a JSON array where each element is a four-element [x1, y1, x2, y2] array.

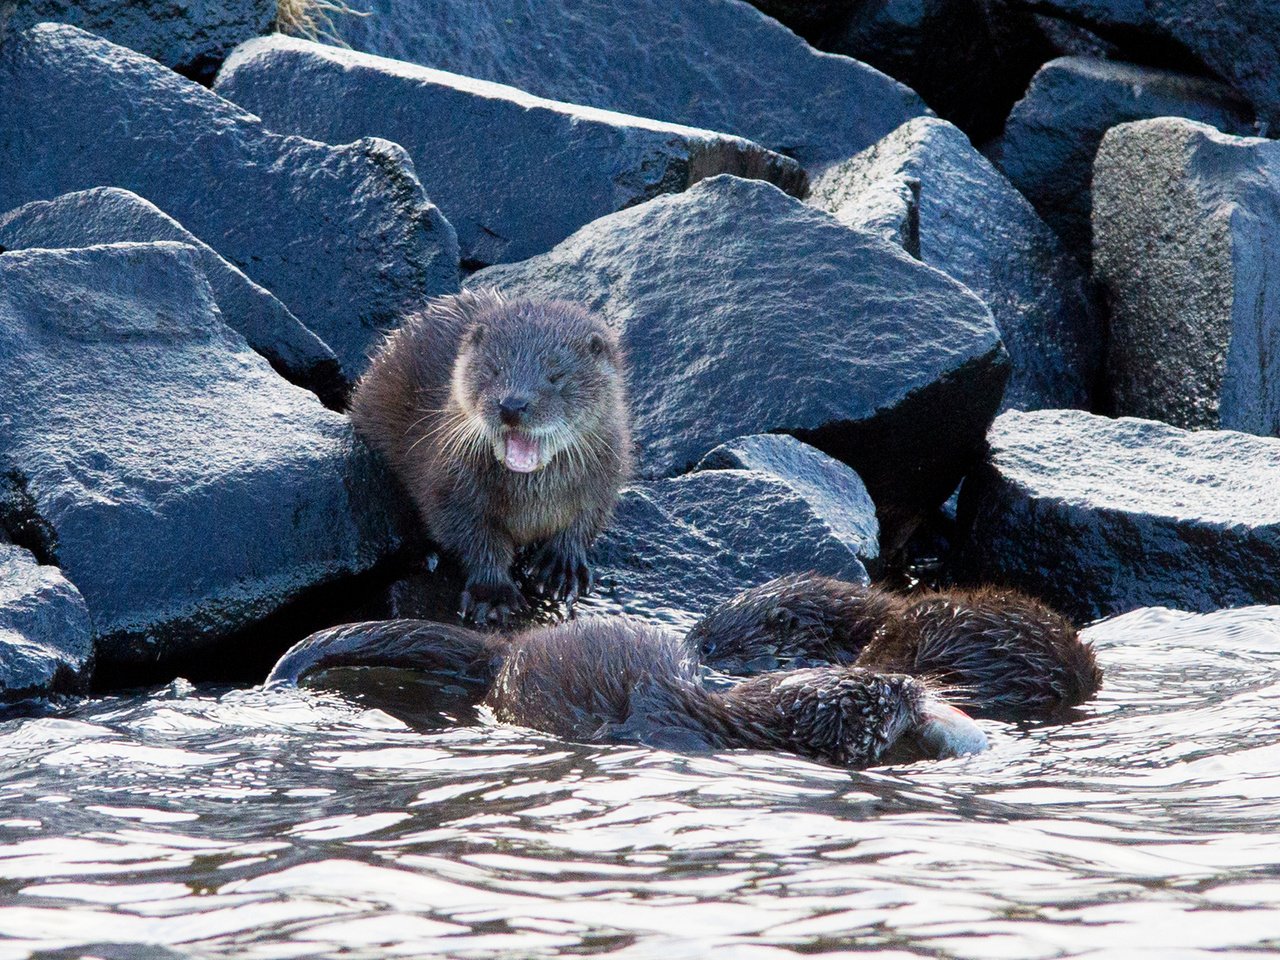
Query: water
[[3, 605, 1280, 958]]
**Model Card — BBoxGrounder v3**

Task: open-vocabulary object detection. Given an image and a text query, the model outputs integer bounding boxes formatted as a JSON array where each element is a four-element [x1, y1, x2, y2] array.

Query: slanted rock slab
[[0, 542, 94, 702]]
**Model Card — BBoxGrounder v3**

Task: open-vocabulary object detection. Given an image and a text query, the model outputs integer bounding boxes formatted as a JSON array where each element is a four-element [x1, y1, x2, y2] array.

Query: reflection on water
[[2, 606, 1280, 958]]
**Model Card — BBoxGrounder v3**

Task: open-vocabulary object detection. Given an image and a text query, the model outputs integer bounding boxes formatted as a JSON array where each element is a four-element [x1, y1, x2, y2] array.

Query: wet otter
[[266, 617, 988, 768], [349, 289, 630, 622]]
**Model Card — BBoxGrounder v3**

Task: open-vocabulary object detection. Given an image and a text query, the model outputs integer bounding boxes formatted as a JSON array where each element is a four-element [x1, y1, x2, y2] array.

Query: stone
[[0, 243, 406, 670], [0, 188, 346, 408], [955, 409, 1280, 622], [811, 117, 1098, 412], [325, 0, 928, 172], [214, 35, 806, 270], [0, 23, 459, 383], [0, 542, 93, 702], [991, 56, 1255, 253]]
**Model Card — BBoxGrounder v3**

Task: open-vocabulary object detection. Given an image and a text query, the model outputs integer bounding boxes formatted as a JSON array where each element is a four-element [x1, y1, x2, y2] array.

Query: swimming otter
[[349, 290, 630, 622], [266, 617, 988, 768], [690, 573, 1101, 717]]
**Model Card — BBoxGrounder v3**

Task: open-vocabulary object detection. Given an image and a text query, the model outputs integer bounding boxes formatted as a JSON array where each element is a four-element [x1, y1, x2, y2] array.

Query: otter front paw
[[460, 577, 528, 625], [527, 540, 593, 604]]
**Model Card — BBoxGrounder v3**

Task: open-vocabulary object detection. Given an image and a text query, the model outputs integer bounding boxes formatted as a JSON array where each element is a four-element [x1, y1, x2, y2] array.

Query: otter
[[349, 289, 630, 622], [266, 616, 988, 768]]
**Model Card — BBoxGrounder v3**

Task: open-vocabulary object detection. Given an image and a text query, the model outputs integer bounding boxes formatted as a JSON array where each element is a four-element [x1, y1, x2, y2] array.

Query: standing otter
[[350, 290, 630, 622]]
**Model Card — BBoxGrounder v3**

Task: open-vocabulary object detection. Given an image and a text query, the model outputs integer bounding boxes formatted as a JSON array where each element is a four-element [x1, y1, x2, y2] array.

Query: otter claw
[[528, 542, 592, 604], [460, 579, 528, 625]]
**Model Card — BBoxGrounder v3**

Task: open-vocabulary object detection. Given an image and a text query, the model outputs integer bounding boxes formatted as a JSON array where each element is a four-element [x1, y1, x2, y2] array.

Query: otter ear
[[587, 332, 609, 358], [467, 323, 486, 346]]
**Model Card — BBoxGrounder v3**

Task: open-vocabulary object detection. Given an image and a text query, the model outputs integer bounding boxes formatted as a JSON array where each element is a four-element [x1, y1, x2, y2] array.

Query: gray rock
[[0, 243, 406, 670], [991, 56, 1255, 253], [326, 0, 928, 172], [0, 23, 459, 383], [955, 409, 1280, 622], [215, 35, 806, 270], [1093, 118, 1280, 435], [0, 542, 93, 702], [0, 188, 346, 408], [472, 175, 1008, 550], [811, 117, 1098, 412]]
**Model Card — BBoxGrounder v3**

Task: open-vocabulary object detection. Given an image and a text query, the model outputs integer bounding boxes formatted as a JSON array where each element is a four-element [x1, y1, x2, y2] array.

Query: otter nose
[[498, 395, 530, 426]]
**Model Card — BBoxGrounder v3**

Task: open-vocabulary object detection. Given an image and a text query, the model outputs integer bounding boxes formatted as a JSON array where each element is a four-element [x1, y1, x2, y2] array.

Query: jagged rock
[[955, 409, 1280, 622], [811, 117, 1098, 412], [472, 175, 1007, 550], [0, 243, 407, 670], [1093, 118, 1280, 435], [992, 56, 1255, 252], [326, 0, 928, 171], [215, 35, 806, 269], [0, 23, 459, 383], [0, 542, 93, 702], [0, 188, 345, 408], [741, 0, 850, 37]]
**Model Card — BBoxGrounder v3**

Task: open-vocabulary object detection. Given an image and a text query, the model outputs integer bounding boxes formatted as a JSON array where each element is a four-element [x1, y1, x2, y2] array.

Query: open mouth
[[499, 431, 542, 473]]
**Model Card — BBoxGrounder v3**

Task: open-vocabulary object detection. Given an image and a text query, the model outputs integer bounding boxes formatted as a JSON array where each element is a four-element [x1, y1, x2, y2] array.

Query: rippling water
[[3, 606, 1280, 958]]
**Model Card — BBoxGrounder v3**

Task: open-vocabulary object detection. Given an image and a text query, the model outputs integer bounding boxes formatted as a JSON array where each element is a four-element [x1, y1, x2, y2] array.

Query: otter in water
[[266, 617, 988, 768], [349, 290, 630, 622]]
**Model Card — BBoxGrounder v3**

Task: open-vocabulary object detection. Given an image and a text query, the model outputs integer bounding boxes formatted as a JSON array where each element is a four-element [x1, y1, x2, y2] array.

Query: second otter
[[350, 290, 630, 622]]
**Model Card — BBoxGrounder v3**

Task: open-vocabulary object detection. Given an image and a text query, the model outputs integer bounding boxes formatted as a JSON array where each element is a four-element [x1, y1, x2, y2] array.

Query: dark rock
[[0, 23, 459, 382], [0, 243, 406, 670], [215, 35, 806, 270], [955, 409, 1280, 622], [0, 188, 346, 408], [0, 542, 93, 702], [991, 56, 1256, 253], [327, 0, 928, 171], [471, 175, 1008, 550], [811, 117, 1098, 412], [1093, 118, 1280, 435], [741, 0, 849, 37]]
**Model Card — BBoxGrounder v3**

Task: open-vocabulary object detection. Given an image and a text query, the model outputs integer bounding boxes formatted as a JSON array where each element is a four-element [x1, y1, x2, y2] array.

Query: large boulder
[[0, 23, 459, 383], [326, 0, 928, 172], [991, 56, 1255, 253], [956, 409, 1280, 622], [0, 542, 94, 702], [215, 35, 806, 270], [0, 188, 345, 408], [811, 117, 1098, 412], [472, 175, 1008, 550], [0, 243, 407, 670], [1093, 118, 1280, 435]]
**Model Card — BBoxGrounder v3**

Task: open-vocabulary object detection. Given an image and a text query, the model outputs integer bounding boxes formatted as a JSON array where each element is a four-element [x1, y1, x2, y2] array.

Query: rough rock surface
[[473, 175, 1008, 548], [811, 117, 1097, 412], [992, 56, 1255, 251], [0, 188, 345, 407], [0, 23, 459, 383], [215, 35, 806, 269], [1093, 118, 1280, 435], [0, 243, 406, 669], [327, 0, 928, 171], [956, 409, 1280, 622], [0, 542, 94, 702]]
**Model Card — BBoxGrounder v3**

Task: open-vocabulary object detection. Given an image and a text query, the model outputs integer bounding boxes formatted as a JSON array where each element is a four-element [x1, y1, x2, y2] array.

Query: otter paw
[[460, 578, 528, 625], [527, 541, 593, 604]]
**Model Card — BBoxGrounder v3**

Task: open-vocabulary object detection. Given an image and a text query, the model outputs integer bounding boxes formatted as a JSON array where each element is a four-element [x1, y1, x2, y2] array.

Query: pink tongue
[[504, 433, 541, 472]]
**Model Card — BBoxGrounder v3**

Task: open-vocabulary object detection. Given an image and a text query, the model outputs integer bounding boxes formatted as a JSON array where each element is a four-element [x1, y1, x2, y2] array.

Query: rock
[[0, 542, 94, 702], [472, 175, 1008, 549], [1093, 118, 1280, 435], [810, 117, 1098, 412], [955, 409, 1280, 622], [215, 35, 806, 270], [326, 0, 928, 172], [8, 0, 273, 80], [0, 23, 459, 383], [991, 56, 1255, 253], [0, 188, 346, 408], [741, 0, 849, 37], [0, 243, 407, 670]]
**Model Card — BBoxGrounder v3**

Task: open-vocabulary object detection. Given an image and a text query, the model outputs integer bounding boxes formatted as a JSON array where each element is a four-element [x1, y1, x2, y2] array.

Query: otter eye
[[548, 371, 564, 385]]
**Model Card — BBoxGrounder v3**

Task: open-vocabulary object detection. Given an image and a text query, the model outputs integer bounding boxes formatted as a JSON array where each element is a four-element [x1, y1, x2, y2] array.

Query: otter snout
[[498, 395, 531, 426]]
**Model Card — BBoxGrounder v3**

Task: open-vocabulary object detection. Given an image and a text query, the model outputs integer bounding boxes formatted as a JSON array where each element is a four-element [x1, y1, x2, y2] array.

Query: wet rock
[[327, 0, 928, 172], [991, 56, 1255, 252], [741, 0, 849, 37], [0, 188, 345, 408], [1093, 118, 1280, 435], [215, 35, 806, 270], [0, 23, 459, 383], [0, 243, 407, 670], [811, 118, 1097, 412], [955, 409, 1280, 622], [472, 175, 1008, 548], [0, 542, 93, 702]]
